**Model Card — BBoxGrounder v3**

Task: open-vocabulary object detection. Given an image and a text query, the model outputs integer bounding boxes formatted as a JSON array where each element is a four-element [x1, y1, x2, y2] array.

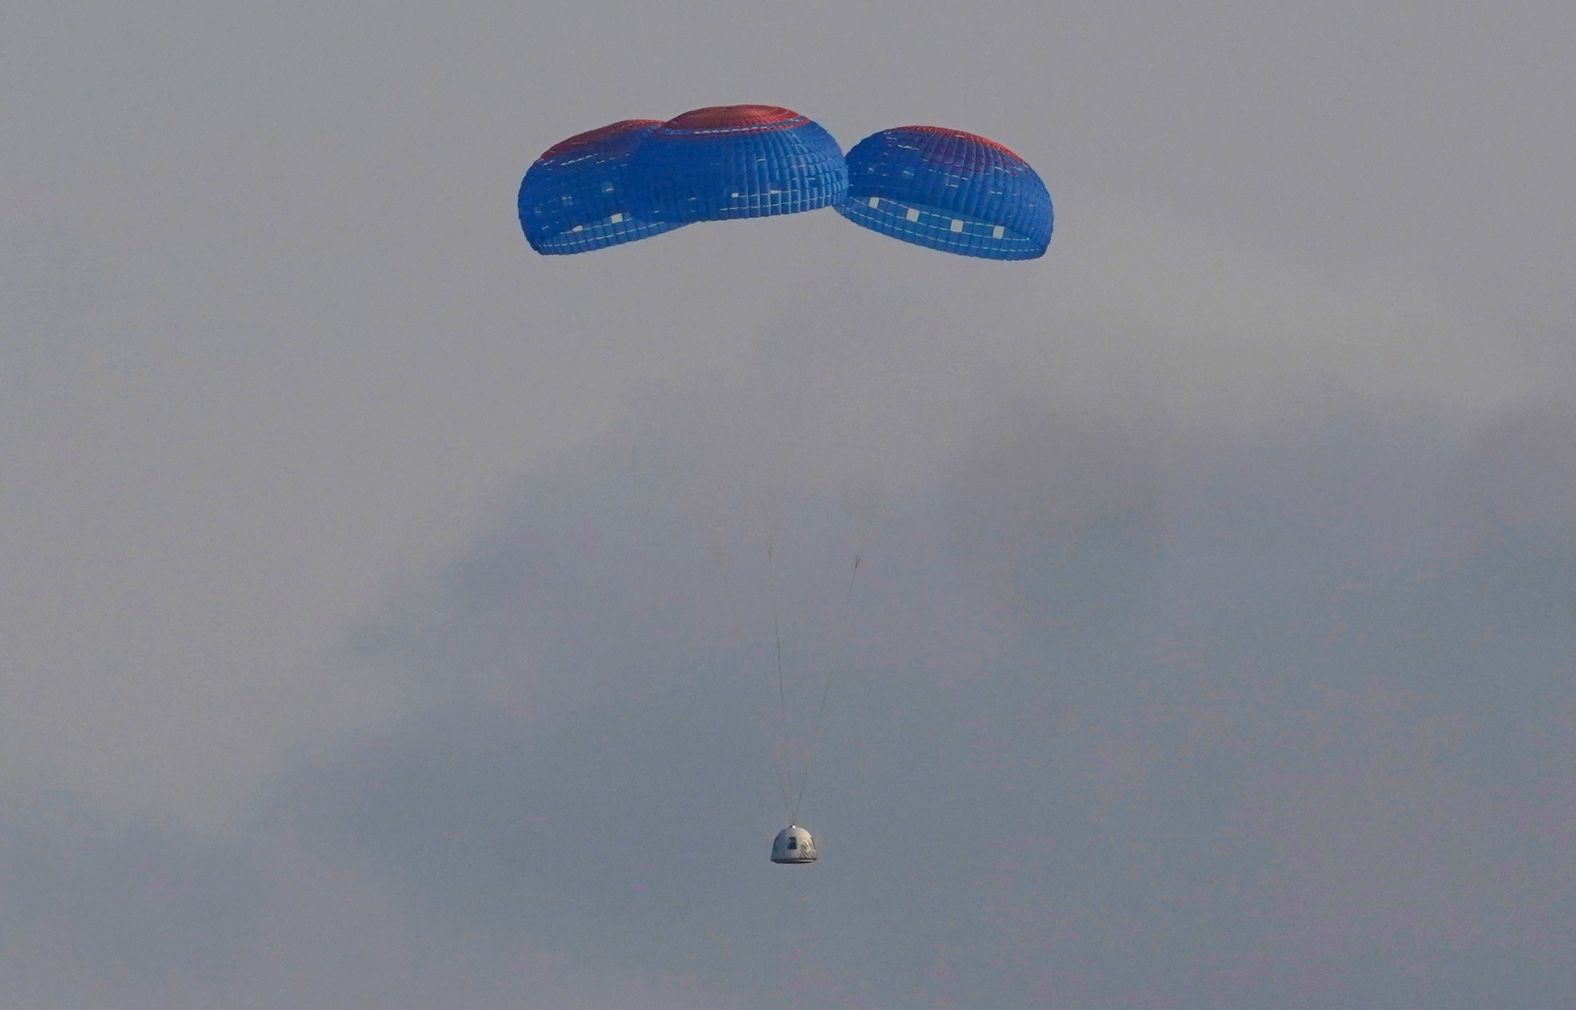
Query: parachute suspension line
[[766, 536, 794, 821], [772, 607, 794, 819], [790, 552, 863, 823]]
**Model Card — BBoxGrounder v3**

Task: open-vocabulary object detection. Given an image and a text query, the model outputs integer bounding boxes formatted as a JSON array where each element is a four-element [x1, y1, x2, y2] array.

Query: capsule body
[[771, 824, 819, 864]]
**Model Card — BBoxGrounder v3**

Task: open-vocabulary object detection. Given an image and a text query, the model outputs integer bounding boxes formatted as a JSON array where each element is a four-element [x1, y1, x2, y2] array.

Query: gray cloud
[[248, 374, 1574, 1008], [0, 791, 262, 1010], [6, 0, 1576, 1005], [4, 335, 1572, 1008]]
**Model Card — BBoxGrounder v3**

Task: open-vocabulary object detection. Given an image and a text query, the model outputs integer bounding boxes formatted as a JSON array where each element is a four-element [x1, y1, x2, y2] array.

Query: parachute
[[514, 105, 1054, 863], [627, 105, 848, 223], [836, 126, 1053, 260], [517, 120, 682, 255], [517, 108, 1051, 260]]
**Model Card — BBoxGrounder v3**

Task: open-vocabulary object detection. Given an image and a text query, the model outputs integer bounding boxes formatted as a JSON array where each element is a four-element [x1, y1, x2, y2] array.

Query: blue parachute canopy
[[837, 126, 1052, 260], [518, 120, 683, 255], [628, 105, 848, 224]]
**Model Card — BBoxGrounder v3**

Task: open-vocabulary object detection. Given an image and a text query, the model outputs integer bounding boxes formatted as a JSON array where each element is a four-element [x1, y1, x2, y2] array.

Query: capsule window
[[787, 836, 797, 850]]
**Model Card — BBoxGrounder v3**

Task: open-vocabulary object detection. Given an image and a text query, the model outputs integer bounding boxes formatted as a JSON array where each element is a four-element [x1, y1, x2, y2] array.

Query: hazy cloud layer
[[5, 0, 1575, 1006]]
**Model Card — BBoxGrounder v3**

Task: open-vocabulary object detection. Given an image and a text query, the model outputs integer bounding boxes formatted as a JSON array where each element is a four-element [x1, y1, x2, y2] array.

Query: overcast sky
[[4, 1, 1575, 1007]]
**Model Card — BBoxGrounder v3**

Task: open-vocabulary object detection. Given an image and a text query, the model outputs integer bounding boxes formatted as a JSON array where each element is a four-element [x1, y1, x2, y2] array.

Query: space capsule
[[771, 824, 819, 864]]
